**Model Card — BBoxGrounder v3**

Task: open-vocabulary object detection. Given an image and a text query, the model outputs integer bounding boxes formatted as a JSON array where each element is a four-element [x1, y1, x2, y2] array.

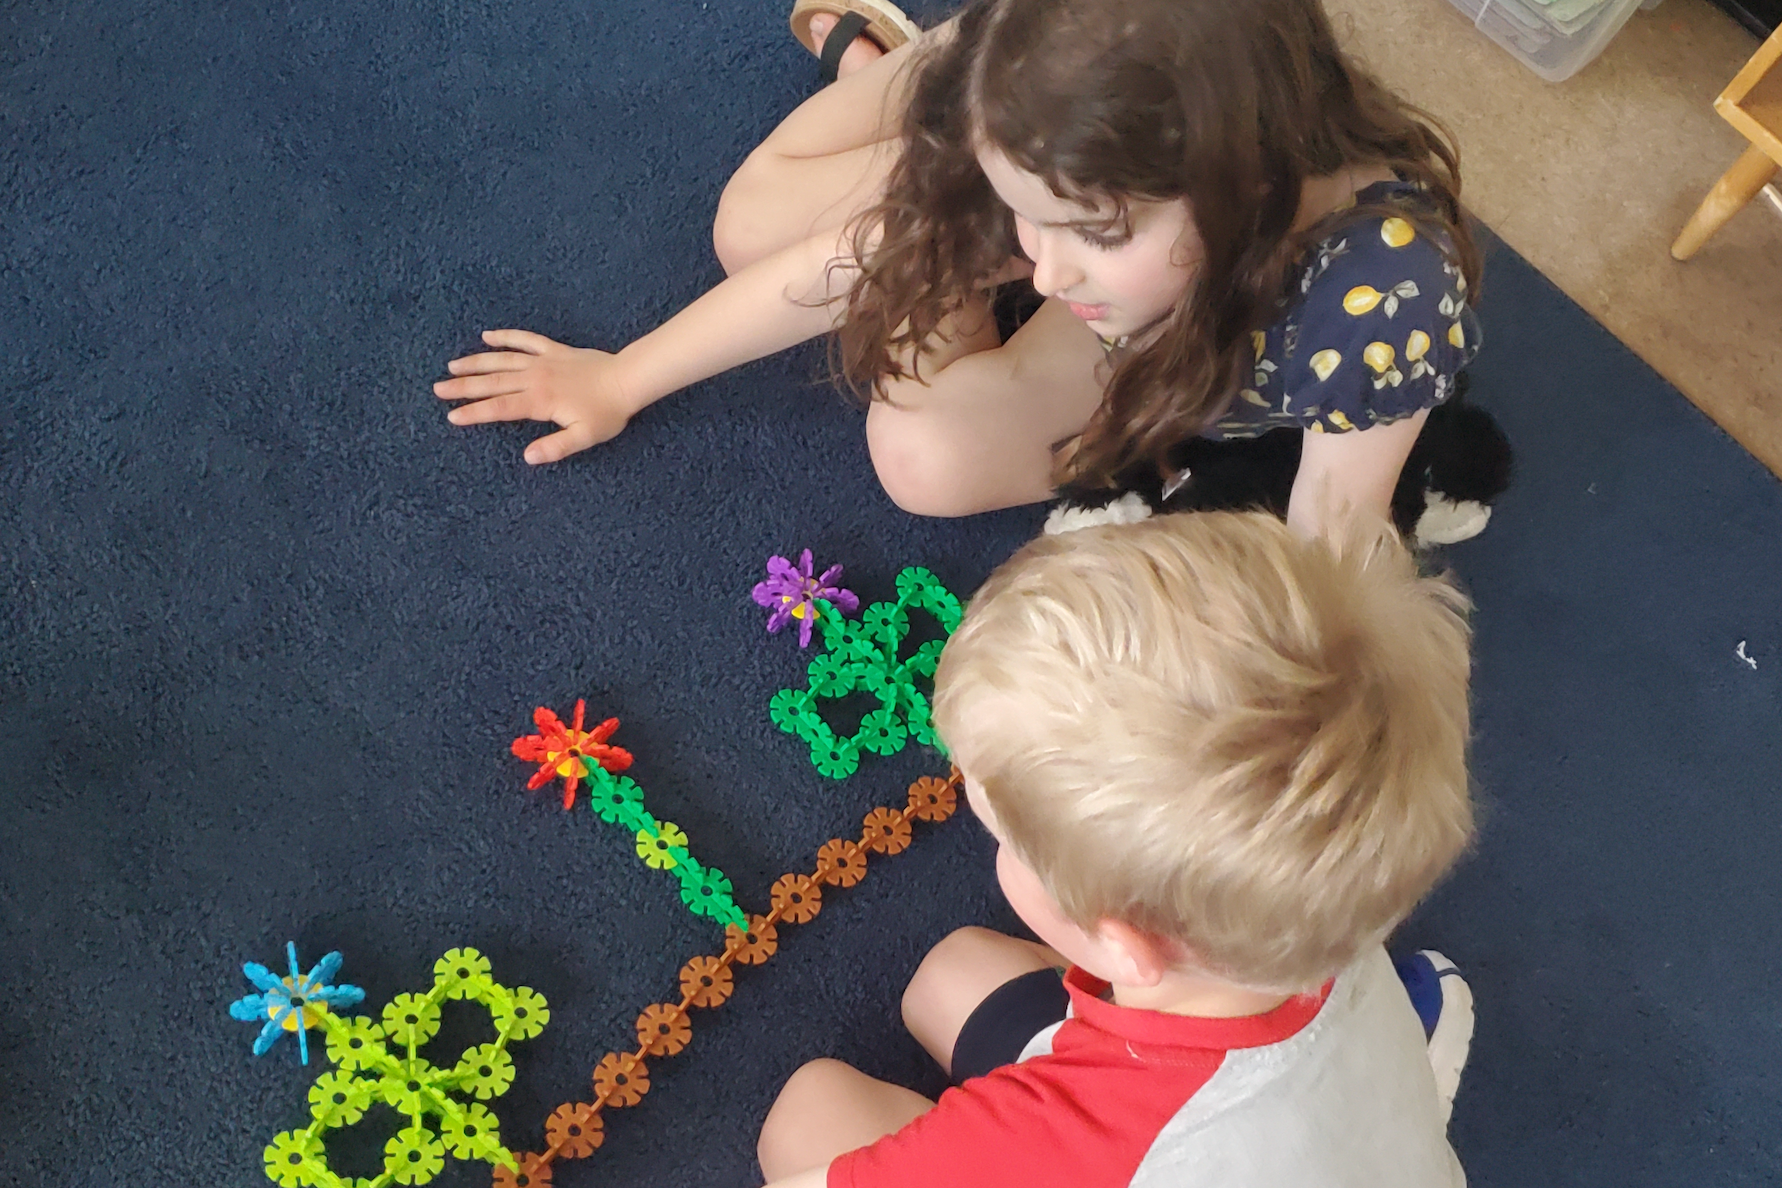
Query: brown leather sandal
[[789, 0, 922, 83]]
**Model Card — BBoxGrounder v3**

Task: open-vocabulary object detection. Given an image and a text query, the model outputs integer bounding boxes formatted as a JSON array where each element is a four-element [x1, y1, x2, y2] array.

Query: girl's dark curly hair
[[835, 0, 1479, 490]]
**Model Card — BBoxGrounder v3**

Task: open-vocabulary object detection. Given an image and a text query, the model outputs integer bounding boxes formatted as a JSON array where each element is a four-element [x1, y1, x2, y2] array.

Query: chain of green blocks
[[582, 764, 747, 929], [769, 567, 964, 779], [261, 948, 544, 1188]]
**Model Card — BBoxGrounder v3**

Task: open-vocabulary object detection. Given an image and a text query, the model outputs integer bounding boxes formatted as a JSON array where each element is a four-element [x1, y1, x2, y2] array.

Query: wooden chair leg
[[1672, 143, 1780, 261]]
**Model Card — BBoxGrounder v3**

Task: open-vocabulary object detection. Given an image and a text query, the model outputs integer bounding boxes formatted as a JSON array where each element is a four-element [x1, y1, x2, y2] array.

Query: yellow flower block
[[1343, 286, 1383, 316], [1309, 349, 1342, 381], [1381, 217, 1416, 248], [1363, 342, 1396, 373], [1406, 330, 1431, 361]]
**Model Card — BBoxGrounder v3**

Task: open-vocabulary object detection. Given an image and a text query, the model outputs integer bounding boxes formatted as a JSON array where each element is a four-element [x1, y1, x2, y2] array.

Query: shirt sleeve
[[827, 1046, 1221, 1188], [1277, 216, 1480, 435]]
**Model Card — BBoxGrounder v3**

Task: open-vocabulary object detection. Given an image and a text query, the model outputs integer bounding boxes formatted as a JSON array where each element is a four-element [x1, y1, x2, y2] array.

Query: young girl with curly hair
[[436, 0, 1481, 534]]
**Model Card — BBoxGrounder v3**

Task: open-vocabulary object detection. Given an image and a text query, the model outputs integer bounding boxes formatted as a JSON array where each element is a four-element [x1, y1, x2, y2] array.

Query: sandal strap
[[818, 9, 873, 84]]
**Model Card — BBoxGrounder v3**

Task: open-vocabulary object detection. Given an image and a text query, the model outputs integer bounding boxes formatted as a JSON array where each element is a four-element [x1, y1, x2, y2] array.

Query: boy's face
[[962, 773, 1118, 981]]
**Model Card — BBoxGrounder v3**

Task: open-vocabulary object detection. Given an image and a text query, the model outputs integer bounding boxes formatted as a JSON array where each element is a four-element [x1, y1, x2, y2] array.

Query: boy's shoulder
[[829, 951, 1462, 1188]]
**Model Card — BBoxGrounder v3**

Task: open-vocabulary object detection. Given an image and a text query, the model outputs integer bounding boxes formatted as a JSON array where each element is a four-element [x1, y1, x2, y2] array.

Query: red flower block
[[511, 699, 635, 810]]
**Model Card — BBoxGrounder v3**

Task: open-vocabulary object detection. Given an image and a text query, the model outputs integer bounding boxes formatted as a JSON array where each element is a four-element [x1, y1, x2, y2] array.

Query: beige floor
[[1332, 0, 1782, 474]]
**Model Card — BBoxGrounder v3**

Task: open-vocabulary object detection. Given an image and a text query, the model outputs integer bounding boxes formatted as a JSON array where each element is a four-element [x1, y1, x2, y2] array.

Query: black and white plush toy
[[1045, 373, 1513, 546]]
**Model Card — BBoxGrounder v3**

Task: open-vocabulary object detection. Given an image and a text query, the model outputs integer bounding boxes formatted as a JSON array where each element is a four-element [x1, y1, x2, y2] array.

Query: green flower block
[[674, 857, 745, 927], [770, 567, 962, 778], [264, 1130, 325, 1188], [586, 769, 651, 832], [381, 994, 441, 1048], [453, 1043, 516, 1100], [324, 1016, 387, 1071], [439, 1103, 509, 1165], [308, 1072, 373, 1127], [907, 695, 943, 751], [432, 949, 492, 998], [905, 638, 946, 679], [862, 601, 909, 646], [493, 986, 550, 1041], [810, 733, 862, 779], [384, 1127, 445, 1185], [380, 1060, 436, 1116], [636, 820, 688, 870], [257, 949, 543, 1188], [857, 708, 908, 757]]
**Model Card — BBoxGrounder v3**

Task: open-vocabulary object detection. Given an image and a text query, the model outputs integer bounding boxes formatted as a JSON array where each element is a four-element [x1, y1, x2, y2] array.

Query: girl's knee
[[865, 410, 977, 518]]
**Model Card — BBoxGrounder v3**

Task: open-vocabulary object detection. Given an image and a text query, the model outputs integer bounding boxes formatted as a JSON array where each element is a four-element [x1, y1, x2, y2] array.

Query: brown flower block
[[770, 873, 822, 924], [491, 1152, 552, 1187], [860, 807, 913, 854], [814, 838, 867, 887], [592, 1052, 650, 1107], [908, 775, 957, 821], [724, 915, 779, 965], [635, 1004, 693, 1056], [500, 771, 960, 1187], [679, 956, 734, 1008], [545, 1103, 603, 1158]]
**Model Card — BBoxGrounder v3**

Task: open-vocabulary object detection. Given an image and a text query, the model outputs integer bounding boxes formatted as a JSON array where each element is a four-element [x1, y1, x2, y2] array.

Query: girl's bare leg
[[866, 297, 1111, 517], [757, 1058, 935, 1181], [714, 21, 950, 273], [713, 16, 1103, 518]]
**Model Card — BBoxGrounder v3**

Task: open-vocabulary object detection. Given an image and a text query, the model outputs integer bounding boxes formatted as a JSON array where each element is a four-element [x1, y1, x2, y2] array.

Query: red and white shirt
[[830, 947, 1464, 1188]]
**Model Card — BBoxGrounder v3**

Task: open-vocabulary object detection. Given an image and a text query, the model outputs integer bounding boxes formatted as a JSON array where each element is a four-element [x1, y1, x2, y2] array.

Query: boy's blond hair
[[932, 513, 1474, 993]]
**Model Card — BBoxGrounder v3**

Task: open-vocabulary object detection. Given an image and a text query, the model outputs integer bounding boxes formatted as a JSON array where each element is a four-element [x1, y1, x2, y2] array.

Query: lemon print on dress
[[1343, 281, 1420, 318], [1448, 321, 1466, 349], [1253, 330, 1267, 363], [1344, 286, 1384, 315], [1327, 410, 1357, 431], [1240, 388, 1270, 407], [1364, 341, 1404, 389], [1309, 349, 1343, 381], [1405, 329, 1434, 380], [1381, 218, 1416, 248]]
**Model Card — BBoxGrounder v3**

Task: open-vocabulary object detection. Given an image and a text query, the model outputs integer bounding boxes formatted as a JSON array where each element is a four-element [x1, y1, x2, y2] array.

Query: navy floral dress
[[1203, 180, 1481, 441]]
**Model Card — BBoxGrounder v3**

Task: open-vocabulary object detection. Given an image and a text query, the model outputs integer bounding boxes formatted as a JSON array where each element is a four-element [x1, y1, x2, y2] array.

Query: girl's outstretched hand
[[435, 329, 642, 465]]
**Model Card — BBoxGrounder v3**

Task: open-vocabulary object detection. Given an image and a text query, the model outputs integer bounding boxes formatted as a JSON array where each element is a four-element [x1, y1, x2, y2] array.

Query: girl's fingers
[[434, 372, 528, 401], [446, 350, 534, 375], [523, 422, 600, 465], [481, 328, 557, 353], [445, 392, 533, 426]]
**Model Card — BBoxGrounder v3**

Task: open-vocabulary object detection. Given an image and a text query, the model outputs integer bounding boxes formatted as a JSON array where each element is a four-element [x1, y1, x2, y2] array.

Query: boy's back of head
[[933, 512, 1474, 993]]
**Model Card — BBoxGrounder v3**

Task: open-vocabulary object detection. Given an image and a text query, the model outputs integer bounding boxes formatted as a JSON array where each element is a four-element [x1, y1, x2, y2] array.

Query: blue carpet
[[3, 1, 1778, 1186]]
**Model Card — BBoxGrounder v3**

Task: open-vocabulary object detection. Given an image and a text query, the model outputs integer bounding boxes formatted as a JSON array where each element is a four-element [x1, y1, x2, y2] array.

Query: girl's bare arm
[[435, 229, 861, 464], [1286, 409, 1428, 538]]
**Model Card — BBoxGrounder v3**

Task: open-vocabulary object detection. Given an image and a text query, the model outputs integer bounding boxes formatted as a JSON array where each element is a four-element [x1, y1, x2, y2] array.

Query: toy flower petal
[[241, 961, 284, 993], [230, 993, 269, 1022]]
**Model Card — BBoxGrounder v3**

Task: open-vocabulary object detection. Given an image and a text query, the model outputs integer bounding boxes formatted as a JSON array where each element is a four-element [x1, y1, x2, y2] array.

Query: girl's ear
[[1090, 919, 1180, 987]]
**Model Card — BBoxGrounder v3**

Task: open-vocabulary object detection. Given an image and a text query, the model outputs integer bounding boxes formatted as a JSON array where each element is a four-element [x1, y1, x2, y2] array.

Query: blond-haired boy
[[755, 512, 1477, 1188]]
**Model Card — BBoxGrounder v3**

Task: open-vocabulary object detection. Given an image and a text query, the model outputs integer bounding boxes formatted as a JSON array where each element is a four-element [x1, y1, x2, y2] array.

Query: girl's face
[[976, 145, 1202, 341]]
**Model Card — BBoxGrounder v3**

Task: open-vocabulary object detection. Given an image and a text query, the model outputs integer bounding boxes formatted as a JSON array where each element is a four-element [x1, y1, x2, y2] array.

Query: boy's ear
[[1091, 919, 1181, 988]]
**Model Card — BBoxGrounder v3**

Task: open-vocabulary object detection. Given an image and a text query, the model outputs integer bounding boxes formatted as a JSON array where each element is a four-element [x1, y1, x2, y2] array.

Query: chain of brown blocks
[[491, 770, 962, 1187]]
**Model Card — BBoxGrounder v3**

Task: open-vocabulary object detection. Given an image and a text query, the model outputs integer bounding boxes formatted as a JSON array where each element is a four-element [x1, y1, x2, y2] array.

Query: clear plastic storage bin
[[1448, 0, 1647, 80]]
